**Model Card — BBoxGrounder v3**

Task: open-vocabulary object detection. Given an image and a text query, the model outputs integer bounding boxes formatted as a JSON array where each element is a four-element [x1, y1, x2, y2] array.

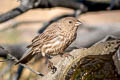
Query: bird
[[16, 17, 82, 65]]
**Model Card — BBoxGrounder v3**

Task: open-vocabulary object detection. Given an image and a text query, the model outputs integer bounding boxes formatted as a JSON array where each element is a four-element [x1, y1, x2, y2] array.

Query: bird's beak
[[75, 21, 82, 26]]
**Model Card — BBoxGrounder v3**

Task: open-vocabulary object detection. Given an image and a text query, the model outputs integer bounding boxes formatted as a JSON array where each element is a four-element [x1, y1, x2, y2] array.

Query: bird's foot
[[48, 60, 57, 74], [46, 54, 53, 59], [61, 53, 74, 59]]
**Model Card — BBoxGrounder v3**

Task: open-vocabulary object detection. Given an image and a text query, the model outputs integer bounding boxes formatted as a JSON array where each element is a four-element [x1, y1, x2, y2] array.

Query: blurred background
[[0, 0, 120, 80]]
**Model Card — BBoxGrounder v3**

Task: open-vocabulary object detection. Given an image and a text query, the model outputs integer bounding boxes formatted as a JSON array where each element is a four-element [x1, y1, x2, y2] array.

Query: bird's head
[[58, 17, 82, 31]]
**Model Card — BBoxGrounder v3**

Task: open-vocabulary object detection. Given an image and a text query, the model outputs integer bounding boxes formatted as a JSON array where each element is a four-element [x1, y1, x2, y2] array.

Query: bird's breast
[[41, 31, 77, 56]]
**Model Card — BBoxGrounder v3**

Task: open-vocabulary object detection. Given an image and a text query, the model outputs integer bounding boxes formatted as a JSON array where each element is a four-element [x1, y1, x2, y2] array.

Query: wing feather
[[27, 23, 59, 49]]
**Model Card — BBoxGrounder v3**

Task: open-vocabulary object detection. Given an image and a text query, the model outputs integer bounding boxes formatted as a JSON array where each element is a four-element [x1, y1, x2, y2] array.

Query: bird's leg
[[46, 54, 53, 59], [45, 56, 57, 73]]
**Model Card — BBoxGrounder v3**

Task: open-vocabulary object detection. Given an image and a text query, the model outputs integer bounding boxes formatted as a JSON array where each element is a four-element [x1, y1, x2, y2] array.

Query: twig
[[19, 63, 44, 76], [0, 61, 14, 77], [0, 6, 29, 23], [12, 65, 24, 80], [7, 54, 44, 76]]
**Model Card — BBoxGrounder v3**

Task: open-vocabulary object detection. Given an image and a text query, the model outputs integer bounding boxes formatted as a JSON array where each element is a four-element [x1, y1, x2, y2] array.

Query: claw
[[51, 66, 57, 74], [47, 60, 57, 73]]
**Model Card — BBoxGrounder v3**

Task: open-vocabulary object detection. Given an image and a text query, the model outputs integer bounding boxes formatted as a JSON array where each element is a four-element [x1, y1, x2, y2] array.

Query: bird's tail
[[16, 50, 36, 64]]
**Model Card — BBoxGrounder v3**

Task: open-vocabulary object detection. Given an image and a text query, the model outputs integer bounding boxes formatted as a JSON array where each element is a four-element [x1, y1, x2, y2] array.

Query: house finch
[[16, 17, 82, 65]]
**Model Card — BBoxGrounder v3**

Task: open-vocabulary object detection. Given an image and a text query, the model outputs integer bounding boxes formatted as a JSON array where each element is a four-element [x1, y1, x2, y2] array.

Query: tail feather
[[16, 50, 36, 64]]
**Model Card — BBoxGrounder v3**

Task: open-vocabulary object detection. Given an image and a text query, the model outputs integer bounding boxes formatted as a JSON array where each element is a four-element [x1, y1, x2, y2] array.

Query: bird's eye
[[69, 21, 72, 24]]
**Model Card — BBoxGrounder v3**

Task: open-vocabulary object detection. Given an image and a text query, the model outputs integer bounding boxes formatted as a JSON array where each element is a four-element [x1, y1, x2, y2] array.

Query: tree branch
[[40, 38, 120, 80], [7, 53, 44, 76], [0, 44, 44, 76], [0, 6, 30, 23], [0, 0, 86, 23]]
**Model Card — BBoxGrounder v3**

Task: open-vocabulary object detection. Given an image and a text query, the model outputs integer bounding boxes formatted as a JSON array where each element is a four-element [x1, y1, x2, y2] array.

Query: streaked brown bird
[[16, 17, 82, 65]]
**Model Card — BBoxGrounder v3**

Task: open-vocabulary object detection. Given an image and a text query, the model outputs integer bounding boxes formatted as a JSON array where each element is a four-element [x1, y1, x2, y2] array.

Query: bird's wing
[[16, 29, 58, 64], [27, 24, 59, 49]]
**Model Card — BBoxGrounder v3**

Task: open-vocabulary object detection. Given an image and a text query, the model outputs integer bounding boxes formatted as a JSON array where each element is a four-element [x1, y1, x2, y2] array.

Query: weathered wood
[[40, 39, 120, 80]]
